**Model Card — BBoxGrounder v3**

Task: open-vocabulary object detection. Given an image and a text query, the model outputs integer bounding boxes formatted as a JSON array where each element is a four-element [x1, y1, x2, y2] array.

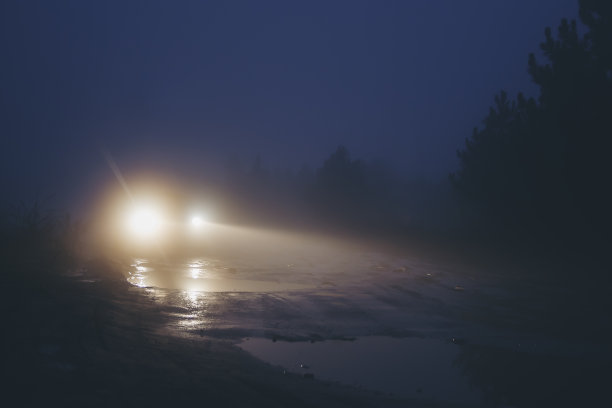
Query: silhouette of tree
[[452, 0, 612, 239], [452, 92, 537, 218], [315, 145, 367, 204], [579, 0, 612, 71]]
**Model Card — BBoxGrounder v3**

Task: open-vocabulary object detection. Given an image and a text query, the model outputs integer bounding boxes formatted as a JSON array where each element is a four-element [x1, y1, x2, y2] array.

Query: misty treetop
[[452, 0, 612, 239]]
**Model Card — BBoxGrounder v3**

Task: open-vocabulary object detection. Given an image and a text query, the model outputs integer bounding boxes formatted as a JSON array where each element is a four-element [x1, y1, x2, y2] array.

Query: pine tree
[[452, 0, 612, 237]]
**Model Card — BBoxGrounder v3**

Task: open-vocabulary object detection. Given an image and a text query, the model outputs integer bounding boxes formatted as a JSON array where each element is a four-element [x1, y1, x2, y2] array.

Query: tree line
[[219, 145, 451, 235], [451, 0, 612, 243]]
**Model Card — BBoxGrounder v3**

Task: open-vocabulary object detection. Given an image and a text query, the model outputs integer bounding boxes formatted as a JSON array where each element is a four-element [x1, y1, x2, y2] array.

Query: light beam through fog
[[101, 148, 134, 203]]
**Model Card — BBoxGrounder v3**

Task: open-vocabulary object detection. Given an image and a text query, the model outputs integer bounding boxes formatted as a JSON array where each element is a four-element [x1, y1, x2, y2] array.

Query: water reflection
[[127, 258, 148, 287], [182, 289, 203, 307], [125, 257, 311, 292], [187, 259, 209, 279], [170, 290, 205, 328], [190, 267, 200, 279]]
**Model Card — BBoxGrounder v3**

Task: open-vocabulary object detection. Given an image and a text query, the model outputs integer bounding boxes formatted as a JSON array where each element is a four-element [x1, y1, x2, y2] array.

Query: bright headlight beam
[[191, 215, 204, 227], [128, 206, 162, 237]]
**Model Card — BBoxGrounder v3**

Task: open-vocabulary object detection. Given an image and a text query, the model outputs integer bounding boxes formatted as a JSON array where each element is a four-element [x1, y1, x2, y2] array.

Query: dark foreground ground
[[2, 259, 432, 408], [2, 236, 612, 407]]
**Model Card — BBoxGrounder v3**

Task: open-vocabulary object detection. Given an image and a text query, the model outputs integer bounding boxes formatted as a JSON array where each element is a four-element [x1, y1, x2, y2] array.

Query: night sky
[[1, 0, 578, 211]]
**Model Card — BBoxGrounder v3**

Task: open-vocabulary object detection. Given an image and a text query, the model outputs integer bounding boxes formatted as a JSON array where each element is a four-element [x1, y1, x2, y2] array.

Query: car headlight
[[128, 205, 163, 238]]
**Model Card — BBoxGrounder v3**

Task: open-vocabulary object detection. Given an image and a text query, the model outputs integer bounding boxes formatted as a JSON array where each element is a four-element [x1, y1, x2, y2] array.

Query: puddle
[[142, 277, 309, 292], [238, 336, 482, 405], [126, 258, 311, 292]]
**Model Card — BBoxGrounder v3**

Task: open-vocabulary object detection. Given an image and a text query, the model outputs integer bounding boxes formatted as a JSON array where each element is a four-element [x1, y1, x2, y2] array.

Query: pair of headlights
[[127, 206, 206, 238]]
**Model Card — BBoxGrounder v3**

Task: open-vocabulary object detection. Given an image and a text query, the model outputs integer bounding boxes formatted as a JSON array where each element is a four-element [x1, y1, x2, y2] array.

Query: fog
[[3, 1, 611, 406]]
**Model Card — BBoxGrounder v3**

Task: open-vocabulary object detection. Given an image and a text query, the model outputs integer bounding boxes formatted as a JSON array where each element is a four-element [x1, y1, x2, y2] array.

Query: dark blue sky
[[1, 0, 578, 209]]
